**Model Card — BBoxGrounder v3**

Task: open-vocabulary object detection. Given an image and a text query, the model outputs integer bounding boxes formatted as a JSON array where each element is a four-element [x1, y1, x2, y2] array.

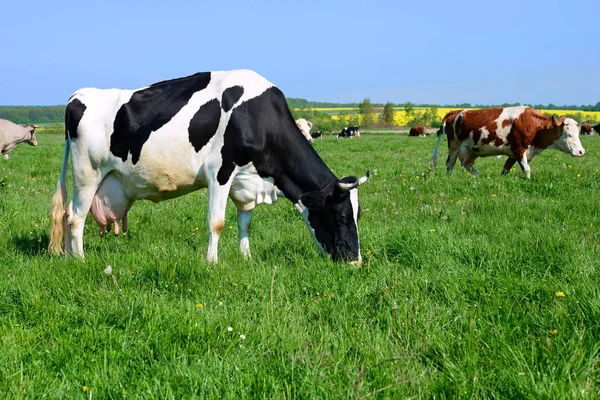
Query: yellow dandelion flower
[[429, 229, 435, 233], [195, 303, 204, 309], [577, 174, 581, 178], [83, 386, 89, 392], [555, 291, 565, 297], [491, 194, 496, 197], [551, 329, 558, 335]]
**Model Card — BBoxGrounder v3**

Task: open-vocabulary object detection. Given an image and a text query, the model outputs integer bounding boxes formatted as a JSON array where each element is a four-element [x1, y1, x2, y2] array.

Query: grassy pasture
[[1, 131, 600, 398]]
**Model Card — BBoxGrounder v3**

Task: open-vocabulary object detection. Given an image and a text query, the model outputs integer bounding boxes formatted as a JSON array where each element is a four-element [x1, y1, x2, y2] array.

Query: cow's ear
[[300, 190, 329, 210], [553, 115, 566, 126]]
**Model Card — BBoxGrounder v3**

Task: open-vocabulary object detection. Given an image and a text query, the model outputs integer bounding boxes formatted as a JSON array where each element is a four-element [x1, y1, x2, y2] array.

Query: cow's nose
[[579, 149, 585, 156]]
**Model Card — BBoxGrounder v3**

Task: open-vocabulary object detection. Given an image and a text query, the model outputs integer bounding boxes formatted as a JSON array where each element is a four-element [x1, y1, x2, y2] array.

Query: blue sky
[[2, 0, 598, 106]]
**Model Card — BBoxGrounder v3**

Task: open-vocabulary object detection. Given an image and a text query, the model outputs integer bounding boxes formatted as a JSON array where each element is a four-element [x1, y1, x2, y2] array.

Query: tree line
[[0, 106, 64, 124], [287, 98, 600, 112]]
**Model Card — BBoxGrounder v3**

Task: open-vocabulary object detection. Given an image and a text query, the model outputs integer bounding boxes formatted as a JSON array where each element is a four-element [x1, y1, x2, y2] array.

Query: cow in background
[[311, 130, 324, 139], [431, 107, 584, 178], [338, 126, 360, 138], [295, 118, 313, 143], [592, 123, 600, 135], [1, 119, 38, 159], [49, 69, 369, 264], [409, 125, 427, 137], [581, 124, 593, 135]]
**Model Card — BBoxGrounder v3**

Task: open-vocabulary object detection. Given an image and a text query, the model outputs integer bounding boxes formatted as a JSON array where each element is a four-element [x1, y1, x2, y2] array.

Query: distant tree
[[404, 101, 414, 121], [565, 112, 584, 123], [358, 98, 376, 127], [423, 106, 440, 128], [381, 102, 395, 127]]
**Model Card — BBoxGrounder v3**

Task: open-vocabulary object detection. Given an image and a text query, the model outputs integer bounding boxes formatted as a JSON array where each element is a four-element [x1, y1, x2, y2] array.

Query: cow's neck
[[255, 133, 337, 204], [531, 114, 562, 149]]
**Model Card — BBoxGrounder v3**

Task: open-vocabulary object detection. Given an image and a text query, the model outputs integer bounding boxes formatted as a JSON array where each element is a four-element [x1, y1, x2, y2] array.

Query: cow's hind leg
[[445, 142, 462, 176], [66, 184, 100, 257], [460, 148, 480, 176], [237, 209, 253, 259], [206, 180, 233, 263]]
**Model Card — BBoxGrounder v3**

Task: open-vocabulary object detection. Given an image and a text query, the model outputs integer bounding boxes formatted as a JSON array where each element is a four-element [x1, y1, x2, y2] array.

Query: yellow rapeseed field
[[321, 107, 600, 127]]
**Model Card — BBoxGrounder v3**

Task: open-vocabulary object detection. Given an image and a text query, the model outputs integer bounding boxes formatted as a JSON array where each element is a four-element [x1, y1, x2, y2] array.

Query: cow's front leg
[[502, 157, 518, 176], [206, 182, 232, 263], [518, 154, 531, 179], [237, 209, 253, 259]]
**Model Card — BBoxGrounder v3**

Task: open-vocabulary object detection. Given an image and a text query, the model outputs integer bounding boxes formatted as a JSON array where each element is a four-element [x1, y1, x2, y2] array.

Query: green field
[[1, 131, 600, 398]]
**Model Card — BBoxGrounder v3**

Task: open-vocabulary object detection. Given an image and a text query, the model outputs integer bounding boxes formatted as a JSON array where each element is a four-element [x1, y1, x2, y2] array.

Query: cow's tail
[[430, 115, 449, 167], [49, 137, 70, 255]]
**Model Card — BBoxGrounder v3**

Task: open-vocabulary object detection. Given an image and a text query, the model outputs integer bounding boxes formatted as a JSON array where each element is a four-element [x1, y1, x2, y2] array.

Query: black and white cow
[[49, 70, 369, 263], [337, 126, 360, 138]]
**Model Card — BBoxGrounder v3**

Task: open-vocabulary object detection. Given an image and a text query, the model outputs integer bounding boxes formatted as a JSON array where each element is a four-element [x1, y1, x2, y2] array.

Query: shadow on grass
[[11, 231, 49, 257]]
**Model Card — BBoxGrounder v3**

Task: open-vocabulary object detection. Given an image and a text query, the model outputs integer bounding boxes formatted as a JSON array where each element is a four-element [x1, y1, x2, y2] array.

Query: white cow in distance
[[0, 119, 38, 159], [295, 118, 314, 143]]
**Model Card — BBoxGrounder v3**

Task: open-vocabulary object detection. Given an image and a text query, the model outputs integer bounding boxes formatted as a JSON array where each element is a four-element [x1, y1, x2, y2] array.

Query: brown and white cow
[[431, 107, 585, 178], [295, 118, 314, 143], [581, 124, 593, 136], [409, 125, 427, 137], [0, 119, 38, 160]]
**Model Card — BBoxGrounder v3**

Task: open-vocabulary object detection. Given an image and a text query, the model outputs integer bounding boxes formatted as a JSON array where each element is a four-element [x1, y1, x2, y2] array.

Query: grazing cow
[[0, 119, 38, 160], [295, 118, 313, 143], [592, 123, 600, 135], [337, 126, 360, 138], [581, 124, 593, 135], [431, 107, 585, 178], [49, 69, 369, 263], [409, 125, 427, 137], [311, 130, 325, 139]]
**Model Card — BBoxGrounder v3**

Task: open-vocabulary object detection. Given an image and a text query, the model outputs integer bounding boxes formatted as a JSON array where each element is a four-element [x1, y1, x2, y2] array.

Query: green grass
[[1, 131, 600, 398]]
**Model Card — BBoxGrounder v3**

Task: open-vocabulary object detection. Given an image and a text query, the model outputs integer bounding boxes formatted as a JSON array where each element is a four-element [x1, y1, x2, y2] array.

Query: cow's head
[[24, 124, 38, 146], [295, 118, 314, 143], [551, 117, 584, 157], [299, 171, 370, 264]]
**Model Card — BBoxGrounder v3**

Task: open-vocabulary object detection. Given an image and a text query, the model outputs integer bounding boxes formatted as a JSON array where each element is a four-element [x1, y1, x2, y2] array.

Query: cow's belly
[[469, 143, 512, 157], [116, 162, 206, 202], [112, 146, 210, 203]]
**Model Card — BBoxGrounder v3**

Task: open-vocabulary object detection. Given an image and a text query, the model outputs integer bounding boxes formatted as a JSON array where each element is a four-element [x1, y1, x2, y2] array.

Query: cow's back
[[0, 119, 23, 142], [66, 70, 280, 202]]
